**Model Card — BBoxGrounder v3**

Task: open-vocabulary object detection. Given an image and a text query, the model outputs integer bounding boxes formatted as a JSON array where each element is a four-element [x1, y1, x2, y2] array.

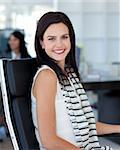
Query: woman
[[31, 11, 120, 150], [0, 30, 31, 141], [2, 30, 30, 59]]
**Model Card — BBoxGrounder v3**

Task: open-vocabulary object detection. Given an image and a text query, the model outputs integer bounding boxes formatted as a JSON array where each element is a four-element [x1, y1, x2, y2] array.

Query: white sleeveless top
[[31, 65, 112, 150], [31, 65, 77, 150]]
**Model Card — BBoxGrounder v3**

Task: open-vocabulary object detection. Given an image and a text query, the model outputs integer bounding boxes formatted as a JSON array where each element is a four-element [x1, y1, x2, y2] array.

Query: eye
[[48, 37, 55, 41], [62, 35, 69, 39]]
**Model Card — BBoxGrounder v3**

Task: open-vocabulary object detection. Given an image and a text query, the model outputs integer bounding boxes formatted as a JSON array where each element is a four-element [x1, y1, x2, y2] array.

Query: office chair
[[0, 58, 120, 149], [0, 58, 39, 150]]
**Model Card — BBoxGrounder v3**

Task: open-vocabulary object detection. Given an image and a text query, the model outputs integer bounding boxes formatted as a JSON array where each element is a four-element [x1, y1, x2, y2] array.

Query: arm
[[33, 69, 81, 150], [96, 121, 120, 135]]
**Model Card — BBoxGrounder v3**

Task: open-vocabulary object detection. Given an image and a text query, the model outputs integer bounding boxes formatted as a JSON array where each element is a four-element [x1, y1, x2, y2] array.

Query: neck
[[57, 61, 65, 71], [12, 48, 20, 55], [57, 62, 68, 76]]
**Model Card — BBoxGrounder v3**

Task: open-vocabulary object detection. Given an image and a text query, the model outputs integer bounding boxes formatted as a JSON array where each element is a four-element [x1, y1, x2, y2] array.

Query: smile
[[53, 49, 65, 54]]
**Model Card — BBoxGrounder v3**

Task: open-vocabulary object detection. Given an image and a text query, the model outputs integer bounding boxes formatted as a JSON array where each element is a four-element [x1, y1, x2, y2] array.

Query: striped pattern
[[60, 67, 112, 150]]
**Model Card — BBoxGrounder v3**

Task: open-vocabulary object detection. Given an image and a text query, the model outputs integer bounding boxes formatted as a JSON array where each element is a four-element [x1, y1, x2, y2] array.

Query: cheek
[[15, 42, 19, 46], [17, 40, 20, 46], [44, 45, 51, 52], [44, 42, 53, 50], [44, 44, 53, 54], [8, 41, 11, 45], [66, 41, 71, 51]]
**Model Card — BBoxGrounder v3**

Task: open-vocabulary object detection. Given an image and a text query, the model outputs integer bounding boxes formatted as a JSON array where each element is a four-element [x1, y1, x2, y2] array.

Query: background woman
[[2, 30, 30, 59]]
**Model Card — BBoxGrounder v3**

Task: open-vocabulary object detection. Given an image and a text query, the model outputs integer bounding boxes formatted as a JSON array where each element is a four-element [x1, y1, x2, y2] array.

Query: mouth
[[53, 49, 65, 54]]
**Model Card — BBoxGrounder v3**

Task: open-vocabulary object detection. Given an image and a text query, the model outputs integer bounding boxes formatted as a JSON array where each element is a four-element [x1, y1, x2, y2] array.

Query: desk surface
[[81, 76, 120, 91]]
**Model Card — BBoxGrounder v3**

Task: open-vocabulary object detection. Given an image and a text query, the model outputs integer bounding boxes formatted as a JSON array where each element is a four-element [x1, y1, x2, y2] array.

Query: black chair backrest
[[2, 58, 39, 150]]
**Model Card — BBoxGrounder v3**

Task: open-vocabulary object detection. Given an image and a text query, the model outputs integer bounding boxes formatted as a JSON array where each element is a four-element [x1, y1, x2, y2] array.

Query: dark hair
[[6, 30, 30, 58], [35, 11, 79, 78]]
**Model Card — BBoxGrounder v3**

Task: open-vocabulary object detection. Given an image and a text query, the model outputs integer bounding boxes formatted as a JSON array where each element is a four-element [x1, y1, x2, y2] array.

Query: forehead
[[9, 35, 18, 40], [44, 22, 69, 36]]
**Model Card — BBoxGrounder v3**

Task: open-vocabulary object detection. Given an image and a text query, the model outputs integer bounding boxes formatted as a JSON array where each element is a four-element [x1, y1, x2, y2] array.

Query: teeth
[[53, 50, 64, 54]]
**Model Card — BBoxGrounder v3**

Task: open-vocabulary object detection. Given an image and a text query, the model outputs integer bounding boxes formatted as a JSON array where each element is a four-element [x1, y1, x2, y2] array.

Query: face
[[40, 22, 71, 68], [8, 35, 20, 53]]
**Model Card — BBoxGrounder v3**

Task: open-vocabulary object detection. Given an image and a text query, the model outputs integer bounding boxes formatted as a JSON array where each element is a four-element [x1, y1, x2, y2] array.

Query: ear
[[40, 40, 45, 49]]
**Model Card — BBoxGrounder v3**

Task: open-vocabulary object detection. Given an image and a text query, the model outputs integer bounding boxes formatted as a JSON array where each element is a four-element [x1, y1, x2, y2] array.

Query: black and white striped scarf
[[60, 67, 112, 150]]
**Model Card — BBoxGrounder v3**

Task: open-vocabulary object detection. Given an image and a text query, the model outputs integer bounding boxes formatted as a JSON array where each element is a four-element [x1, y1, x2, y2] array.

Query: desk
[[81, 77, 120, 124], [81, 77, 120, 144], [81, 77, 120, 91]]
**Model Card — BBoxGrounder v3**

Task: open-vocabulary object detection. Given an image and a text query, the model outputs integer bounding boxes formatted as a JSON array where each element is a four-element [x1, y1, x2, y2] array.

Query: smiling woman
[[31, 11, 120, 150], [40, 22, 71, 70]]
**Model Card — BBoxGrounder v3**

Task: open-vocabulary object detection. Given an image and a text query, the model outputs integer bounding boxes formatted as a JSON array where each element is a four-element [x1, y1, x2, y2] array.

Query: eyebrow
[[47, 34, 69, 38]]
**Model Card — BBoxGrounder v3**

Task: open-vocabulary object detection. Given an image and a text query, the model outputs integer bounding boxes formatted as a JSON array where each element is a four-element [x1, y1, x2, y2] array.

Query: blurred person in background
[[1, 30, 31, 59], [0, 30, 31, 141]]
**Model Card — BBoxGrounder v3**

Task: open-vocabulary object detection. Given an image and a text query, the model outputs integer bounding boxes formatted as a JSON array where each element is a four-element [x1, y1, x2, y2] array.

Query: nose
[[55, 39, 63, 47]]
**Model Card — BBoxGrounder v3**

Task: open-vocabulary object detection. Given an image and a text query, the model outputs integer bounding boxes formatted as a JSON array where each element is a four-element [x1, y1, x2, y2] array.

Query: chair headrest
[[4, 58, 38, 97]]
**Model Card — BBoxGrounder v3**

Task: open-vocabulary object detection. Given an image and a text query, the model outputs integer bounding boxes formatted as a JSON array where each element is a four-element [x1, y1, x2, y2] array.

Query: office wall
[[57, 0, 120, 63], [0, 0, 119, 75]]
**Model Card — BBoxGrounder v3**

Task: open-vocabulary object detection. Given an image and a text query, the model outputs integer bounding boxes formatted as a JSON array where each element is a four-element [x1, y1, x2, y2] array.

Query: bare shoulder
[[35, 68, 57, 84], [33, 68, 57, 97]]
